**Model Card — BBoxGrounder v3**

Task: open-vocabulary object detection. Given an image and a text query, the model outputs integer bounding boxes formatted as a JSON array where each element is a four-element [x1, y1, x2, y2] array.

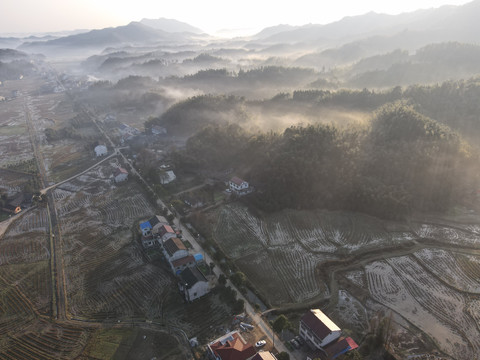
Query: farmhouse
[[299, 309, 341, 349], [207, 330, 256, 360], [139, 215, 168, 236], [251, 352, 278, 360], [179, 266, 210, 301], [325, 337, 359, 359], [229, 176, 251, 195], [160, 170, 176, 185], [94, 144, 107, 157], [159, 224, 176, 241], [163, 237, 188, 261], [114, 167, 128, 183], [171, 254, 196, 274]]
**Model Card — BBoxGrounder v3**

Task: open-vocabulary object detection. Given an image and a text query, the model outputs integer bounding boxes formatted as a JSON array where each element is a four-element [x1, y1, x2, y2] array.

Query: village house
[[113, 167, 128, 183], [251, 352, 278, 360], [139, 215, 169, 237], [299, 309, 341, 350], [179, 266, 210, 301], [229, 176, 251, 195], [160, 170, 176, 185], [207, 330, 256, 360], [94, 144, 107, 157], [325, 337, 359, 359], [171, 254, 196, 274], [162, 237, 188, 262], [159, 224, 176, 242]]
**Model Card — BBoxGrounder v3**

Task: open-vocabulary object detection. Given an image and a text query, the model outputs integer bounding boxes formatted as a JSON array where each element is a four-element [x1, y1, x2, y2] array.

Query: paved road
[[174, 218, 299, 359]]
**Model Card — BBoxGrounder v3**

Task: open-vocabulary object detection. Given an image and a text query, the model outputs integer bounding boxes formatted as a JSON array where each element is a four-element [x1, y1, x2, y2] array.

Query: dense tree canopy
[[170, 101, 479, 219]]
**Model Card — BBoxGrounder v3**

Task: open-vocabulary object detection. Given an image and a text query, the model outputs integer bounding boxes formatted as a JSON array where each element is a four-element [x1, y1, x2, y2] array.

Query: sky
[[0, 0, 474, 37]]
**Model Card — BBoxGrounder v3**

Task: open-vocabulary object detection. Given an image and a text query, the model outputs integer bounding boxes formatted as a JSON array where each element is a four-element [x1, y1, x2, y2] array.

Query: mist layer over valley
[[2, 3, 480, 360]]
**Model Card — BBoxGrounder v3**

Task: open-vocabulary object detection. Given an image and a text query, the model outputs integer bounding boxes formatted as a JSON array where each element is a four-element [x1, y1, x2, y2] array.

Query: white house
[[179, 266, 209, 302], [299, 309, 341, 349], [160, 170, 176, 185], [163, 237, 188, 262], [114, 168, 128, 183], [94, 145, 107, 157], [229, 176, 249, 195]]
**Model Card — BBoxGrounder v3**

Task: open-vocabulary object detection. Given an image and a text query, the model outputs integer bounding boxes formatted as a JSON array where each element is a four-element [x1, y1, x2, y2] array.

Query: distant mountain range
[[10, 0, 480, 59], [139, 18, 204, 34]]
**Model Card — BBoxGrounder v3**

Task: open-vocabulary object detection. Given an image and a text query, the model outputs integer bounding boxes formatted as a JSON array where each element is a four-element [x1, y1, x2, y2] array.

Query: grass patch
[[83, 328, 132, 360]]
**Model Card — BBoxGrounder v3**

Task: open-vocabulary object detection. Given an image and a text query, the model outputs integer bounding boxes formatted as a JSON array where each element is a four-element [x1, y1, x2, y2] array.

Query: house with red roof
[[229, 176, 250, 195], [113, 167, 128, 183], [171, 254, 196, 274], [299, 309, 341, 350], [159, 224, 176, 241], [207, 330, 256, 360], [325, 337, 359, 359], [162, 237, 188, 262]]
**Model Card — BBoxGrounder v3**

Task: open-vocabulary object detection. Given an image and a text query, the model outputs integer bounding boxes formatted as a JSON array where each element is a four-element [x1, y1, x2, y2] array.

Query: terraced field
[[210, 202, 480, 359]]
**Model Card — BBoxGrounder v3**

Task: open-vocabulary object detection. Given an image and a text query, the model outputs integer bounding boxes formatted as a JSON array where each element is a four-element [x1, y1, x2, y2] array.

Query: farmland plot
[[52, 160, 175, 319], [366, 256, 480, 359], [3, 207, 48, 236], [0, 232, 49, 265], [410, 222, 480, 247], [0, 97, 33, 167], [213, 204, 335, 304], [0, 261, 51, 315], [0, 319, 88, 360], [413, 249, 480, 293]]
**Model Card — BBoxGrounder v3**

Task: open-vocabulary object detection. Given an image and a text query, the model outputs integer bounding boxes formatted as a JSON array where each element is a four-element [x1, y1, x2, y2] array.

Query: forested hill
[[172, 103, 480, 219]]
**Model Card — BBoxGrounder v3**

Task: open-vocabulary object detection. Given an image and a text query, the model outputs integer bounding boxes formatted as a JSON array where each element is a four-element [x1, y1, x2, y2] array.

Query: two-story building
[[229, 176, 250, 195], [179, 266, 210, 302], [299, 309, 341, 349], [163, 237, 188, 262]]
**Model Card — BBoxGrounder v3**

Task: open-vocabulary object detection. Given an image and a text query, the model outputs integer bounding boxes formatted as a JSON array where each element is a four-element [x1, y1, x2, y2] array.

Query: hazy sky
[[0, 0, 473, 36]]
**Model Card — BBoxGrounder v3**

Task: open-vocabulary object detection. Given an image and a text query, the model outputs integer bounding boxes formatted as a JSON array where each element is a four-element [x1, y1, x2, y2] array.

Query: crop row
[[4, 208, 48, 236], [365, 259, 470, 358], [0, 321, 86, 360], [0, 261, 51, 315], [0, 235, 49, 265], [414, 249, 480, 293]]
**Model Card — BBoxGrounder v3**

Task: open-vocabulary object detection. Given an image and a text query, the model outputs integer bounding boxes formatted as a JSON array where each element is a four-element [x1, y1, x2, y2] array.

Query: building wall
[[186, 281, 209, 301], [165, 249, 189, 262], [115, 173, 128, 182], [299, 322, 341, 349], [229, 181, 248, 191]]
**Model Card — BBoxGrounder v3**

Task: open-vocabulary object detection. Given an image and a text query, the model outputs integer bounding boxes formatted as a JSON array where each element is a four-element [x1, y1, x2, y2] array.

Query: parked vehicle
[[255, 340, 266, 348]]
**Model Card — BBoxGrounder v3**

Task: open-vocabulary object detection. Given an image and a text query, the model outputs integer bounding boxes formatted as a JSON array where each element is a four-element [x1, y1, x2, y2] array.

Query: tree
[[276, 352, 290, 360], [218, 274, 227, 287], [233, 299, 244, 313], [344, 350, 363, 359], [230, 271, 247, 288], [272, 314, 290, 334]]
